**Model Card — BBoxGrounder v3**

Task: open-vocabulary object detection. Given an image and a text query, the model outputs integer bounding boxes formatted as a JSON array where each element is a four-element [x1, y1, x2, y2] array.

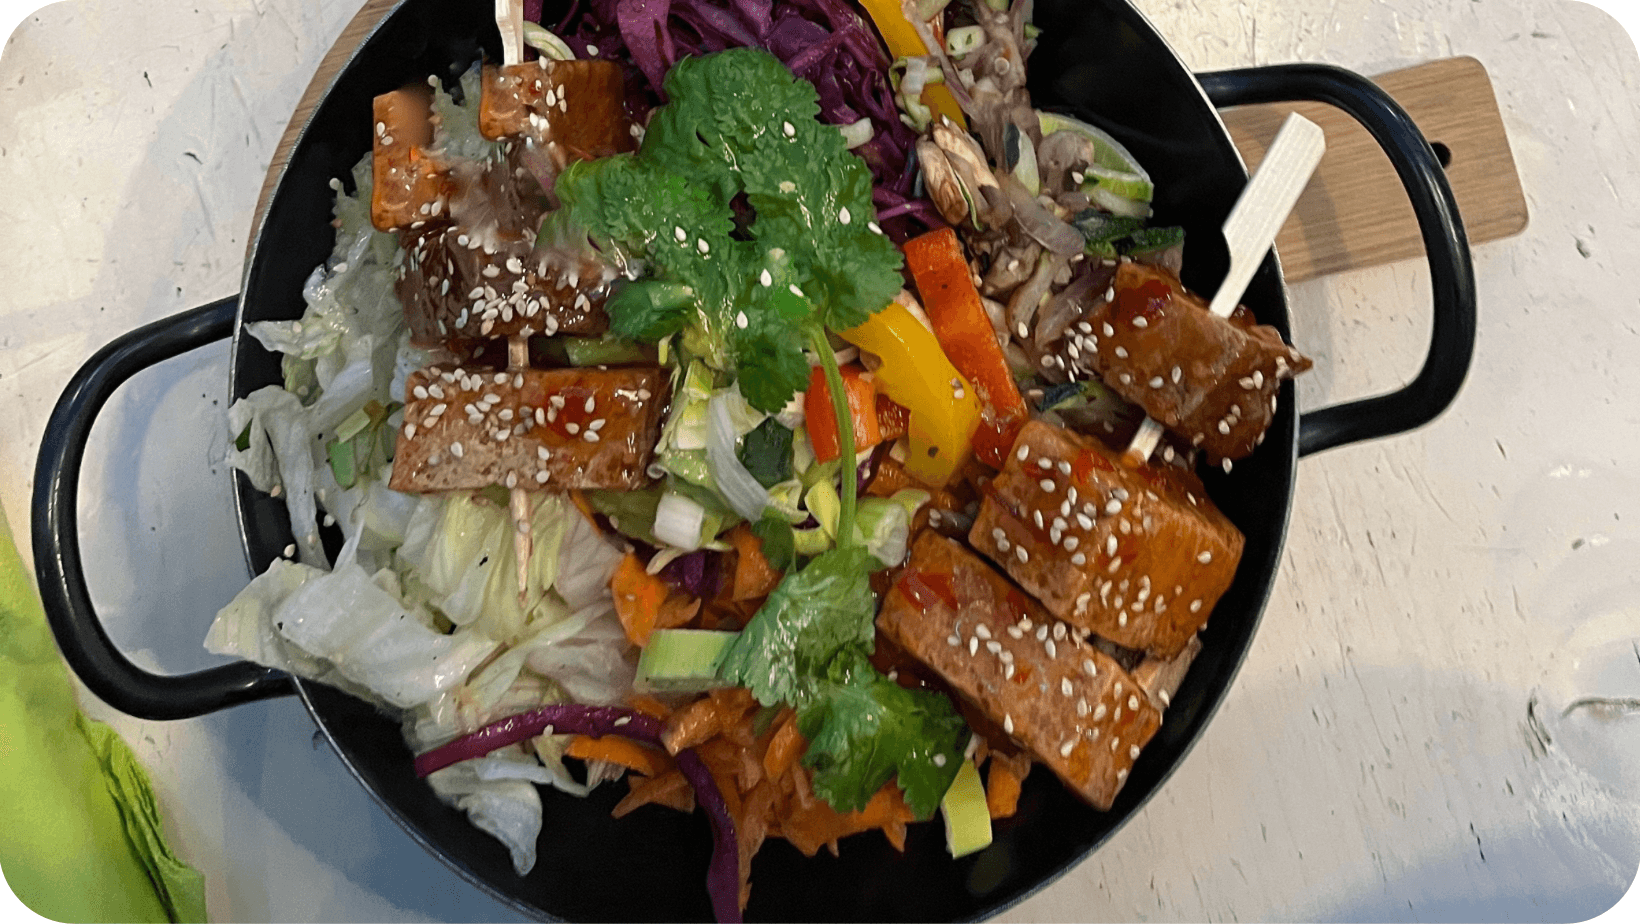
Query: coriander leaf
[[738, 418, 794, 489], [733, 327, 810, 414], [749, 513, 796, 572], [717, 546, 877, 710], [795, 662, 968, 818], [603, 280, 696, 342]]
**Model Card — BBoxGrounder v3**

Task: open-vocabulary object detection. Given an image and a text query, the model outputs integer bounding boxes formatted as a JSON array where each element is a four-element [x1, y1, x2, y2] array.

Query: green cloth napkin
[[0, 502, 208, 923]]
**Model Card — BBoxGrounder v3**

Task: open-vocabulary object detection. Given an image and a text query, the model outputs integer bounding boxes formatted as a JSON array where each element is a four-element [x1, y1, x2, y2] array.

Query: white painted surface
[[0, 0, 1636, 921]]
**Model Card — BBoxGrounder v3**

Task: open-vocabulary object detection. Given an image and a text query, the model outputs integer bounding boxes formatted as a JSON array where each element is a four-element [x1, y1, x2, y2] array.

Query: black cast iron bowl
[[33, 0, 1475, 919]]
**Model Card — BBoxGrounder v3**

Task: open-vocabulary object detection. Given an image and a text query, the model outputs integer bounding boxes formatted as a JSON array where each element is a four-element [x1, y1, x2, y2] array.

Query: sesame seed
[[1129, 744, 1142, 760], [1198, 550, 1213, 564], [1004, 663, 1016, 679], [698, 238, 710, 254], [1133, 316, 1149, 328], [1017, 445, 1030, 462], [1059, 740, 1074, 758], [451, 442, 464, 458], [1040, 478, 1057, 493], [1093, 703, 1107, 720], [1015, 545, 1029, 563], [1033, 510, 1044, 529], [1190, 599, 1203, 613], [1071, 551, 1086, 566], [839, 206, 851, 225], [1007, 625, 1024, 639], [986, 640, 1002, 654], [997, 536, 1011, 553], [933, 753, 947, 767], [1222, 458, 1235, 473], [1045, 638, 1058, 658], [1128, 694, 1140, 711], [976, 624, 991, 640], [535, 471, 550, 484], [566, 423, 580, 435], [1003, 714, 1014, 735], [1114, 346, 1128, 359], [1118, 611, 1128, 627], [283, 544, 296, 558], [1107, 556, 1123, 574], [789, 284, 804, 298], [1016, 322, 1029, 338], [1149, 376, 1165, 388], [947, 635, 961, 646], [1171, 365, 1183, 383], [584, 431, 601, 442], [783, 121, 796, 137], [1061, 678, 1073, 696], [969, 637, 979, 656]]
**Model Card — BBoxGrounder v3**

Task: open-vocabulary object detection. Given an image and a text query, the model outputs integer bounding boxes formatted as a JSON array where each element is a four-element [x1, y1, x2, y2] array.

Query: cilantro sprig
[[556, 48, 902, 413], [560, 48, 965, 817]]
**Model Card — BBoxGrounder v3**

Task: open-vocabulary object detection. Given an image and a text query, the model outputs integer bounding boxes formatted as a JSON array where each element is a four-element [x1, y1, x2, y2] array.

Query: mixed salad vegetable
[[211, 0, 1313, 920]]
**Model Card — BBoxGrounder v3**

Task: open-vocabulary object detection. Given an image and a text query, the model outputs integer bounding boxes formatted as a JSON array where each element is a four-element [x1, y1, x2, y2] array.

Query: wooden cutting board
[[1221, 55, 1527, 282], [256, 5, 1526, 285]]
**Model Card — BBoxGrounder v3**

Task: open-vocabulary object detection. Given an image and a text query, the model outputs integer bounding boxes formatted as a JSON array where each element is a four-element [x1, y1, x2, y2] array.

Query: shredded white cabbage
[[211, 71, 645, 877]]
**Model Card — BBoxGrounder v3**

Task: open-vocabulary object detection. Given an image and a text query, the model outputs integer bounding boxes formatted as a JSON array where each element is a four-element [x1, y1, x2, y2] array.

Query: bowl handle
[[1197, 64, 1478, 458], [31, 296, 295, 719]]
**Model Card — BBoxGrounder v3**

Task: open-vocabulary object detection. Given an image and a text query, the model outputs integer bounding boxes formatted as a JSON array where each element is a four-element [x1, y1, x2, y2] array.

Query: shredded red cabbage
[[543, 0, 937, 239], [415, 704, 742, 924], [657, 548, 725, 598]]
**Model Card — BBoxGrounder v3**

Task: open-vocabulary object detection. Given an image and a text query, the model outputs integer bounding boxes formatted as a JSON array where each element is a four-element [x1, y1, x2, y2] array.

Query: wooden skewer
[[495, 0, 525, 67], [1122, 113, 1326, 467], [508, 334, 534, 606]]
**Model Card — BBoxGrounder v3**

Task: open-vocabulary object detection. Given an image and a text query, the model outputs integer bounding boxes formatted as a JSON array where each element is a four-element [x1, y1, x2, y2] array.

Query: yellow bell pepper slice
[[857, 0, 968, 129], [840, 303, 980, 486]]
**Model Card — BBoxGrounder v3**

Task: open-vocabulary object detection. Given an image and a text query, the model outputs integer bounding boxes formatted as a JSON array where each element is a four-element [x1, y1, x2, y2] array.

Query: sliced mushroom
[[915, 139, 974, 227]]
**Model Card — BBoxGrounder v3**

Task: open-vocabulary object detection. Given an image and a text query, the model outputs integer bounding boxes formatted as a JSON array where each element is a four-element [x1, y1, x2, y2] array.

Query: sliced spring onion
[[945, 25, 985, 56], [653, 492, 707, 550], [706, 392, 771, 522], [522, 22, 576, 61], [838, 117, 875, 150]]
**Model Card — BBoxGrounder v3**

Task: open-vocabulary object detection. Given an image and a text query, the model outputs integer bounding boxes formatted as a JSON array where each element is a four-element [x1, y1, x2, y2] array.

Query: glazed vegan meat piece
[[389, 364, 665, 493], [370, 85, 450, 232], [1072, 260, 1312, 463], [878, 531, 1162, 811], [968, 420, 1242, 659], [397, 197, 615, 348], [479, 60, 638, 162]]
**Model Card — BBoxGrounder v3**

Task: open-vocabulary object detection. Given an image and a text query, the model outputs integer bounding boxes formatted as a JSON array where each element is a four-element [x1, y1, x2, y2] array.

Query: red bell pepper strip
[[903, 228, 1031, 468], [804, 363, 882, 463]]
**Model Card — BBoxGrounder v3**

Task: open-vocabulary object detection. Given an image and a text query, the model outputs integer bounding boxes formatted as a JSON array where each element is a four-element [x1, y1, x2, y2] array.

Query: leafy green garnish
[[749, 513, 797, 572], [738, 418, 794, 489], [717, 546, 967, 818], [556, 48, 903, 412]]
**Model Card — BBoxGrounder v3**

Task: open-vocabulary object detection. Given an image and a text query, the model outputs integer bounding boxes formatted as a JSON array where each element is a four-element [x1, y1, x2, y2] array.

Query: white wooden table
[[1, 0, 1636, 920]]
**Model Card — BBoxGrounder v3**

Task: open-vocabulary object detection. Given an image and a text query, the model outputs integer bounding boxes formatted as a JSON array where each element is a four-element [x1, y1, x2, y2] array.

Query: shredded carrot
[[627, 694, 673, 720], [762, 710, 806, 782], [611, 553, 670, 647], [728, 524, 784, 602], [614, 769, 695, 817], [985, 754, 1027, 820], [566, 734, 673, 779]]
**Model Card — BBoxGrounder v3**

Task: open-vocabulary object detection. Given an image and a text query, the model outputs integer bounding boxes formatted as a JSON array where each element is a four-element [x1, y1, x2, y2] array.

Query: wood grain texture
[[1222, 56, 1528, 282]]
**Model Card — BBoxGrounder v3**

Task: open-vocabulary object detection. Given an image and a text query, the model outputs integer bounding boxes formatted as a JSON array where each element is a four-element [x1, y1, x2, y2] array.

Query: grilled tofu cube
[[1080, 261, 1311, 463], [877, 531, 1162, 810], [479, 60, 637, 163], [370, 85, 454, 232], [389, 364, 665, 493], [968, 420, 1242, 659], [397, 214, 613, 348]]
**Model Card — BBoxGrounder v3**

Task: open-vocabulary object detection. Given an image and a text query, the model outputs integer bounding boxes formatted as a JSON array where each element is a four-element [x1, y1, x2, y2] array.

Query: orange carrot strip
[[565, 734, 673, 779], [611, 553, 670, 647], [613, 769, 695, 817], [904, 228, 1031, 468], [762, 711, 807, 782], [986, 756, 1026, 820]]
